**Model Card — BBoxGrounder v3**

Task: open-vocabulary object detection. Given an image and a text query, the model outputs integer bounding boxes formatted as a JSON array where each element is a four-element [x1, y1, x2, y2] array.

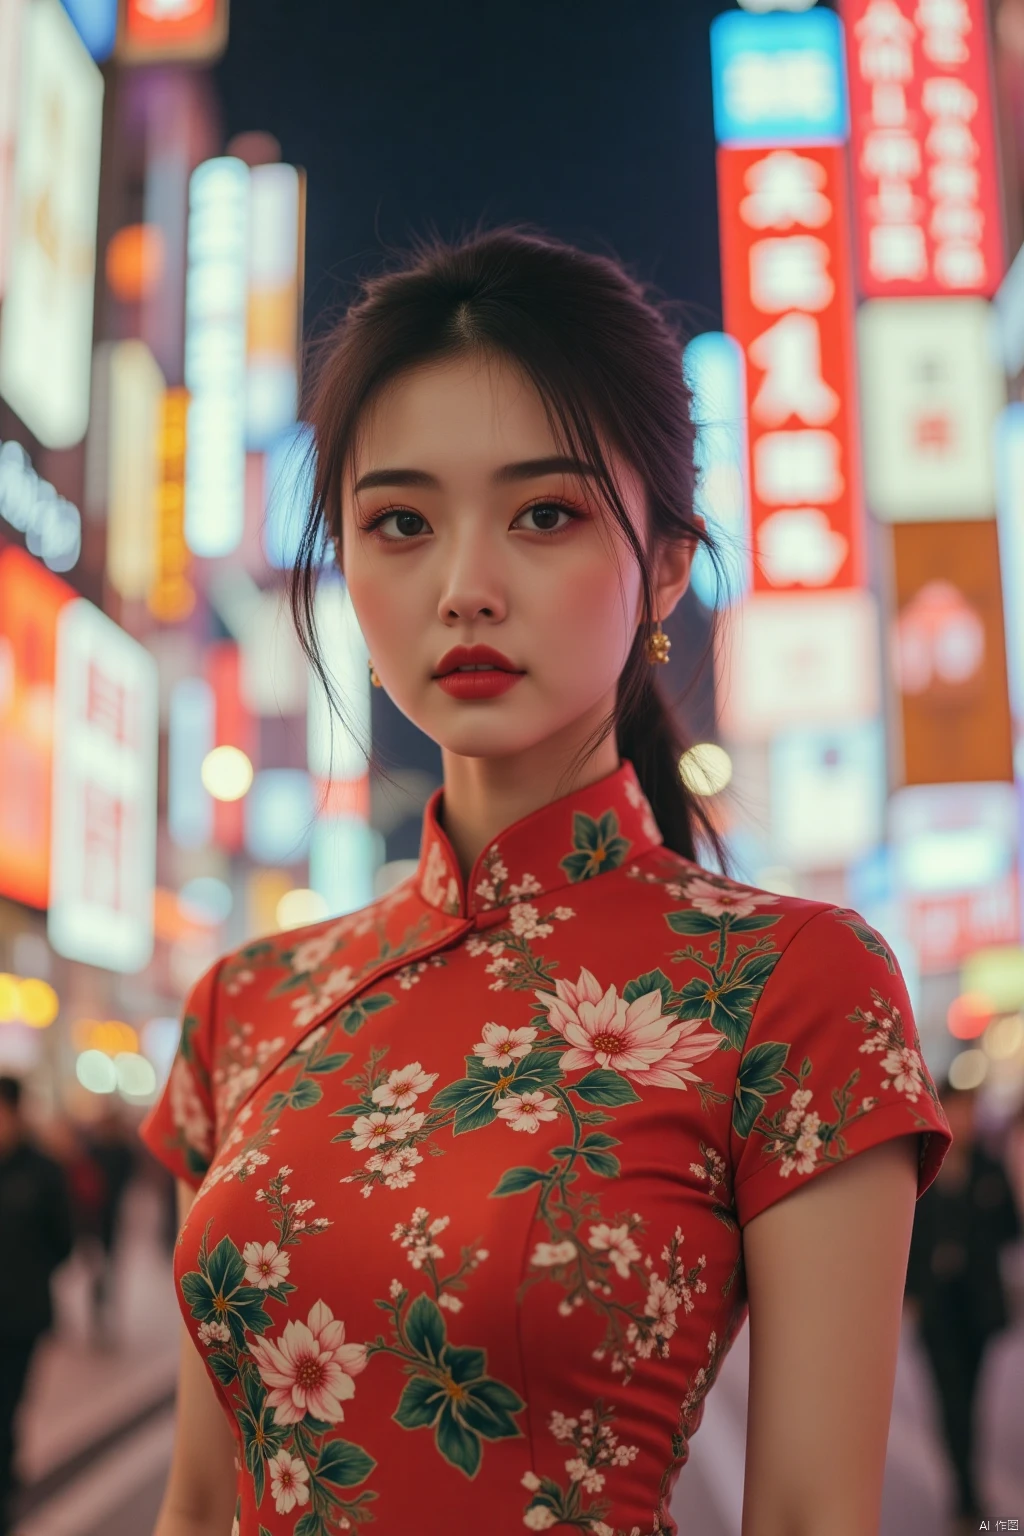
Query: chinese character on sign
[[718, 142, 861, 592], [82, 784, 125, 913], [843, 0, 1002, 296], [740, 150, 832, 229]]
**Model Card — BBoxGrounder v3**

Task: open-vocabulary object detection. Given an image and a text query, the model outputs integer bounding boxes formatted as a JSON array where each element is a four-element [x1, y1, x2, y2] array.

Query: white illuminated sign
[[716, 589, 881, 743], [0, 438, 81, 571], [0, 0, 23, 298], [246, 163, 302, 450], [184, 157, 249, 558], [168, 676, 215, 848], [683, 332, 751, 609], [769, 719, 886, 871], [307, 579, 371, 780], [48, 599, 159, 973], [0, 0, 103, 447], [858, 298, 1005, 521], [106, 340, 165, 600]]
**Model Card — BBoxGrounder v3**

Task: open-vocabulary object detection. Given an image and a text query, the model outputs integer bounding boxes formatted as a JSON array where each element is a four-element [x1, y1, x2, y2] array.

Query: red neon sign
[[717, 144, 864, 593], [842, 0, 1004, 298], [119, 0, 227, 63]]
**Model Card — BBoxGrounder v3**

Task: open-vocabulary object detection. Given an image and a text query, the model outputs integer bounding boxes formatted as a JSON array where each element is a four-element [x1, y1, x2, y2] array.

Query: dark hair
[[0, 1075, 22, 1111], [292, 226, 723, 865]]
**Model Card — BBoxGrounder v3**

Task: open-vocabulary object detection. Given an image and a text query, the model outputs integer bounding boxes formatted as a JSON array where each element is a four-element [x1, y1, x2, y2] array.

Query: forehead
[[352, 352, 560, 471]]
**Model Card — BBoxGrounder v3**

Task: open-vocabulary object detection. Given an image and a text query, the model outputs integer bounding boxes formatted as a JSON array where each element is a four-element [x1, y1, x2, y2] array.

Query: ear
[[653, 516, 704, 622]]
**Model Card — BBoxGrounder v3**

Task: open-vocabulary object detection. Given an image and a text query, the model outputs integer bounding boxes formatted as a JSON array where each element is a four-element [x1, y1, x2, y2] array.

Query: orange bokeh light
[[947, 992, 994, 1040], [106, 224, 165, 304]]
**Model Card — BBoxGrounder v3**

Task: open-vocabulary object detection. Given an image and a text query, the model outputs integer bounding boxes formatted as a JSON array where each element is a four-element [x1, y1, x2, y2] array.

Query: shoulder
[[628, 848, 883, 957]]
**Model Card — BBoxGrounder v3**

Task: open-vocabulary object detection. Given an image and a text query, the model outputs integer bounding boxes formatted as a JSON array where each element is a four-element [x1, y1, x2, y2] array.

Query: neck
[[438, 705, 621, 885]]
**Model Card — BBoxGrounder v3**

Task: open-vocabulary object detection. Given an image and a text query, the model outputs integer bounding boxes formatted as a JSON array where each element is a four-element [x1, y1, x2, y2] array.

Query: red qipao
[[140, 760, 952, 1536]]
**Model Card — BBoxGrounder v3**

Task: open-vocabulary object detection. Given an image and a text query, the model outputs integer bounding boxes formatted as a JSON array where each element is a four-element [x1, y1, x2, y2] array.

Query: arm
[[152, 1180, 239, 1536], [740, 1135, 919, 1536]]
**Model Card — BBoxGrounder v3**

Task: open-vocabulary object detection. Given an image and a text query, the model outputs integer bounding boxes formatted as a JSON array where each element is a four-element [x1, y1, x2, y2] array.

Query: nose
[[436, 526, 508, 625]]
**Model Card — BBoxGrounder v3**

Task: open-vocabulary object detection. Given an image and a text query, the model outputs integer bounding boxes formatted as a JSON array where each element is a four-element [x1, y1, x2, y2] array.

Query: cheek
[[531, 548, 639, 682], [343, 561, 422, 656]]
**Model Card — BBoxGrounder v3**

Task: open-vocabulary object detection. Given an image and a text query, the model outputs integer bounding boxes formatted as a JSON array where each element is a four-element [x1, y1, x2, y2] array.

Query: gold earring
[[368, 659, 382, 688], [646, 618, 671, 665]]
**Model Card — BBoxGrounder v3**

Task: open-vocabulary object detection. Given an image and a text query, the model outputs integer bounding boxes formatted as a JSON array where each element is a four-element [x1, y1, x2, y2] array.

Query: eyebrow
[[351, 456, 599, 494]]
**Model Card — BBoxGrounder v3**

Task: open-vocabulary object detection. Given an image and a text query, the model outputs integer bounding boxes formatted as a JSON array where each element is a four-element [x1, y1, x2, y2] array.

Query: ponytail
[[616, 666, 722, 868]]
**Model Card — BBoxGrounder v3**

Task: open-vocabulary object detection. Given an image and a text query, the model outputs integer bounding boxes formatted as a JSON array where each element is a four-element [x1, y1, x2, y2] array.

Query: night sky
[[214, 0, 758, 853], [214, 0, 734, 334]]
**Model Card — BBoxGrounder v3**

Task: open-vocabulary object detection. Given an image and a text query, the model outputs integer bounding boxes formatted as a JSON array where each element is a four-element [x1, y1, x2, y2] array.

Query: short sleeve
[[137, 957, 224, 1189], [730, 906, 953, 1229]]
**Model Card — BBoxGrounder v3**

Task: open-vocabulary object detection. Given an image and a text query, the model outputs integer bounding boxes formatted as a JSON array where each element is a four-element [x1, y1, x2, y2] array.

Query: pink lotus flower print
[[683, 877, 778, 920], [495, 1091, 560, 1133], [248, 1299, 367, 1426], [535, 968, 683, 1082], [267, 1447, 310, 1513], [371, 1061, 438, 1110], [472, 1022, 537, 1068]]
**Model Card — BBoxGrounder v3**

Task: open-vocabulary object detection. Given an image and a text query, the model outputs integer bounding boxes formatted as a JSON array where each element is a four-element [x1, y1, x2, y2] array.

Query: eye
[[513, 500, 581, 536], [359, 508, 429, 540]]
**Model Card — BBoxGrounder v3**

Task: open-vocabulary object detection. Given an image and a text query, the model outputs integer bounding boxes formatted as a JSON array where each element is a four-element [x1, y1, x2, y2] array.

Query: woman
[[143, 228, 953, 1536]]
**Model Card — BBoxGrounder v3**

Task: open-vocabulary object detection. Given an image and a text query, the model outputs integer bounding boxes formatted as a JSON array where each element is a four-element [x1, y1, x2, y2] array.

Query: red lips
[[432, 644, 523, 677]]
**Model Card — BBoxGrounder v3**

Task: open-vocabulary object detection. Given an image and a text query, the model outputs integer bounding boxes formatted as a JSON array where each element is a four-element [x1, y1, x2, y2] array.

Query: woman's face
[[338, 351, 689, 765]]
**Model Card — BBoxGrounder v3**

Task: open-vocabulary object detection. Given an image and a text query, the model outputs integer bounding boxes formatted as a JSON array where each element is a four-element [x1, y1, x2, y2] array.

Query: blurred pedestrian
[[0, 1075, 74, 1535], [905, 1079, 1022, 1534], [81, 1107, 138, 1347]]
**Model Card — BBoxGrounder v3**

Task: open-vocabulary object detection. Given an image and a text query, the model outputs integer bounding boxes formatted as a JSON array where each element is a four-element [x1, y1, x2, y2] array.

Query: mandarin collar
[[414, 759, 663, 919]]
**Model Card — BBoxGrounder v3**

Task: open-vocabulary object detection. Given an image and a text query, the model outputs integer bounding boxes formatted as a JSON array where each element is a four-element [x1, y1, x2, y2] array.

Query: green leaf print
[[677, 976, 763, 1052], [180, 1227, 272, 1349], [315, 1438, 377, 1488], [837, 912, 897, 972], [394, 1376, 441, 1429], [393, 1346, 523, 1479], [579, 1147, 621, 1179], [622, 967, 675, 1009], [207, 1350, 236, 1385], [436, 1411, 482, 1478], [491, 1165, 549, 1197], [338, 990, 396, 1036], [405, 1294, 446, 1362], [557, 808, 631, 883], [432, 1049, 561, 1136], [733, 1041, 790, 1139], [571, 1068, 641, 1107], [307, 1052, 353, 1075], [665, 909, 723, 936]]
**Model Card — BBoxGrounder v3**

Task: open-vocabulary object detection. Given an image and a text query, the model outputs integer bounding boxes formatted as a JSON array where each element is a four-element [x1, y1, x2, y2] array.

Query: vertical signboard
[[0, 0, 23, 297], [713, 11, 865, 593], [842, 0, 1004, 298], [996, 403, 1024, 719], [48, 600, 158, 972], [0, 0, 103, 447], [246, 162, 304, 451], [106, 340, 165, 601], [148, 386, 195, 622], [117, 0, 228, 63], [184, 158, 249, 558], [859, 298, 1004, 521], [0, 547, 75, 908], [684, 331, 751, 608], [890, 520, 1013, 786]]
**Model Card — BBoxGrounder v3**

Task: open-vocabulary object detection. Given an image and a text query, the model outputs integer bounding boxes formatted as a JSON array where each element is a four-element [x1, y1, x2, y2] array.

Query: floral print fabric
[[139, 760, 952, 1536]]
